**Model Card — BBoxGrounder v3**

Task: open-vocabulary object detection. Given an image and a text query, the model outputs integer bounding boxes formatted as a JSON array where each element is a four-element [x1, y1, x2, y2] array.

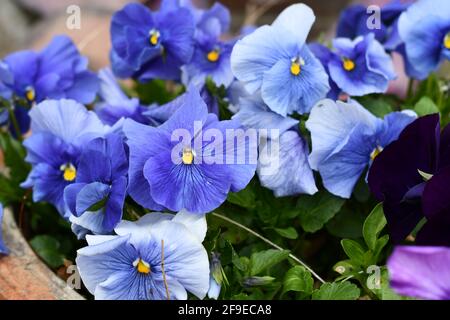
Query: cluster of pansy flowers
[[0, 0, 449, 300]]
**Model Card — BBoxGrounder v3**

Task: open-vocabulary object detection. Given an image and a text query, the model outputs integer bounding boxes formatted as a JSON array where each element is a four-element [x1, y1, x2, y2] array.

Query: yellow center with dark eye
[[133, 258, 151, 274], [207, 49, 220, 62], [182, 147, 195, 165], [444, 32, 450, 49], [149, 29, 160, 46], [342, 58, 355, 71], [25, 86, 35, 102], [290, 57, 304, 76], [60, 163, 77, 182], [370, 146, 383, 161]]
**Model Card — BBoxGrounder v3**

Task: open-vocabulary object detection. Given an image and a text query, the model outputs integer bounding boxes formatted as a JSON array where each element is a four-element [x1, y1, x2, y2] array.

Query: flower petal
[[258, 130, 317, 196], [388, 245, 450, 300]]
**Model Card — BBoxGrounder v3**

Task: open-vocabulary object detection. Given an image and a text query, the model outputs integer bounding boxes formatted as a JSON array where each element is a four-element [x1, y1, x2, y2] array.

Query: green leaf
[[249, 249, 290, 276], [134, 79, 179, 105], [372, 234, 390, 261], [274, 227, 298, 239], [297, 190, 345, 233], [227, 187, 256, 209], [414, 96, 439, 116], [326, 207, 365, 239], [282, 266, 314, 296], [369, 268, 411, 300], [312, 281, 360, 300], [30, 235, 65, 268], [363, 203, 387, 250], [353, 176, 370, 203], [0, 132, 29, 182], [357, 95, 394, 118], [0, 175, 22, 204], [341, 239, 366, 267]]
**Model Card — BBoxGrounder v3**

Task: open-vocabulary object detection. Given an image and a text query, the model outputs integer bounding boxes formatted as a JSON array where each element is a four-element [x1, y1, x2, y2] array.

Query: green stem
[[7, 104, 22, 141], [211, 212, 326, 284]]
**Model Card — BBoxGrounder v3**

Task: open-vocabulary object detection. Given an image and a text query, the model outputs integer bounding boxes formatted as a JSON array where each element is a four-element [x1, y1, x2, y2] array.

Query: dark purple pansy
[[368, 114, 450, 245], [388, 245, 450, 300]]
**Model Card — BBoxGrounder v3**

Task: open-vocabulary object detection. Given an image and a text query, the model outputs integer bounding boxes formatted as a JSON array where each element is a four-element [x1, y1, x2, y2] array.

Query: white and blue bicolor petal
[[231, 4, 329, 115], [307, 99, 379, 171], [28, 99, 106, 147], [232, 95, 298, 139], [76, 211, 210, 300], [258, 130, 318, 197]]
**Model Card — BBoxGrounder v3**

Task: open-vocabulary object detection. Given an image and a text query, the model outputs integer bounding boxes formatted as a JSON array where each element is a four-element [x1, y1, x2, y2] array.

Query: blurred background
[[0, 0, 361, 69]]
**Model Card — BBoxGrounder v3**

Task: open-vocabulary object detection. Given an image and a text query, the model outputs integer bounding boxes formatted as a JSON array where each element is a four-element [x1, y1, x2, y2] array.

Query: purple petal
[[388, 246, 450, 300]]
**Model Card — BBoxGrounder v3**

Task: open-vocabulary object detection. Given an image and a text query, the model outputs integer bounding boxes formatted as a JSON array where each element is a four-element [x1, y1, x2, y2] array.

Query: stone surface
[[0, 208, 84, 300]]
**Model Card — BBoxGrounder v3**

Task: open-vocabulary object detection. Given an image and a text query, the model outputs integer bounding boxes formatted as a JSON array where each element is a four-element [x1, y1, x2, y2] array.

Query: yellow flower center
[[149, 29, 160, 46], [342, 58, 355, 71], [60, 163, 77, 182], [133, 258, 151, 274], [444, 33, 450, 50], [207, 49, 220, 62], [370, 146, 383, 161], [182, 148, 195, 165], [290, 57, 304, 76], [25, 86, 35, 102]]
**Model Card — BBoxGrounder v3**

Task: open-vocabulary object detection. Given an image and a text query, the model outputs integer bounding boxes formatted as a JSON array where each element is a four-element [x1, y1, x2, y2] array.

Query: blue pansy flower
[[21, 99, 105, 216], [65, 133, 128, 234], [316, 34, 396, 97], [0, 204, 9, 255], [230, 4, 329, 116], [398, 0, 450, 79], [124, 87, 256, 214], [181, 1, 234, 88], [110, 2, 195, 81], [76, 210, 209, 300], [233, 95, 317, 196], [306, 99, 416, 198], [0, 35, 98, 105], [95, 68, 149, 126], [182, 38, 234, 89], [181, 0, 230, 39], [337, 1, 410, 51]]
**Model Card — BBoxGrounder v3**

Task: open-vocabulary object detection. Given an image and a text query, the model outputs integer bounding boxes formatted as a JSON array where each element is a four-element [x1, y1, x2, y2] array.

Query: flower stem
[[211, 212, 326, 284], [6, 104, 22, 141]]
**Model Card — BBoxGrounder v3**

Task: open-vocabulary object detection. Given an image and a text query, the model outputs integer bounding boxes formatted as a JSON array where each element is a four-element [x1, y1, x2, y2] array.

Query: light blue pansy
[[76, 210, 209, 300], [398, 0, 450, 79], [306, 99, 416, 198], [230, 3, 330, 116]]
